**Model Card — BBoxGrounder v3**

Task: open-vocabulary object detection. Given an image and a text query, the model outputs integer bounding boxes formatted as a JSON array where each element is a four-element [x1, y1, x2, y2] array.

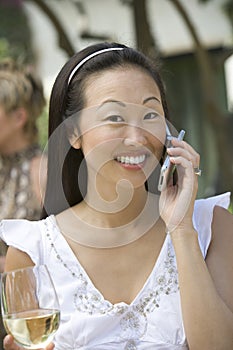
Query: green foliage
[[37, 107, 49, 150], [0, 2, 34, 64], [229, 202, 233, 214], [0, 38, 11, 59]]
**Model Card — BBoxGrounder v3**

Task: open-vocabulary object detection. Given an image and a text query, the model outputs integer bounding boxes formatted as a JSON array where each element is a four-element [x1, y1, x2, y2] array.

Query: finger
[[170, 157, 198, 192], [170, 156, 196, 179], [171, 139, 198, 156], [167, 147, 192, 161], [167, 147, 200, 169], [3, 335, 20, 350], [45, 343, 55, 350], [170, 155, 192, 167], [170, 139, 200, 166]]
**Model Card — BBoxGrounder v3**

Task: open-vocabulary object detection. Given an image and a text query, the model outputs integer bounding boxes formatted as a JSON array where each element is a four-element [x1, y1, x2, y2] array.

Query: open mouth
[[115, 154, 146, 165]]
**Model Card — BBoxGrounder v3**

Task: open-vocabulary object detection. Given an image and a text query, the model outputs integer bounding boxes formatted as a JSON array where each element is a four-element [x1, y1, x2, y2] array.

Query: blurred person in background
[[0, 60, 47, 348], [0, 59, 47, 262]]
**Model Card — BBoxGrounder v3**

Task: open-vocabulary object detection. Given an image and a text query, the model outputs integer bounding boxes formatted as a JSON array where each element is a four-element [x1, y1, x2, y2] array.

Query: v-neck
[[48, 215, 170, 308]]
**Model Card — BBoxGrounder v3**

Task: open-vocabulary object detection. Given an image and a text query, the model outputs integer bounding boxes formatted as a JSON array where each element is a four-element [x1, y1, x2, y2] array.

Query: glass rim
[[1, 264, 49, 277]]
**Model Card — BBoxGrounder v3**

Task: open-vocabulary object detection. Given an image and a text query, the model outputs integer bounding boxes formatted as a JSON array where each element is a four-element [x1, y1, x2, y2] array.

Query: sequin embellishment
[[125, 339, 137, 350]]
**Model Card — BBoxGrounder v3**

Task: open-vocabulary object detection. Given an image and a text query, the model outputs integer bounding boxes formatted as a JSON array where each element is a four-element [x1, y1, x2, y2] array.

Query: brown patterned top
[[0, 144, 44, 255]]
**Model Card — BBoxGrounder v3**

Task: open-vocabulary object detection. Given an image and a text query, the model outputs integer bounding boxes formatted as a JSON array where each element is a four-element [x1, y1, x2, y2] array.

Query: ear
[[66, 127, 82, 149], [71, 135, 82, 149], [12, 108, 28, 128]]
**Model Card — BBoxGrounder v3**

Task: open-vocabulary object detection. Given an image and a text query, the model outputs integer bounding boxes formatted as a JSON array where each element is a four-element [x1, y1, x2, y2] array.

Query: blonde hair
[[0, 59, 46, 143]]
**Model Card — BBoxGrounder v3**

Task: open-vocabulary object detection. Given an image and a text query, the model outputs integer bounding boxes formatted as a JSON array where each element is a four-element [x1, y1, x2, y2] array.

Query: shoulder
[[1, 217, 54, 269], [1, 219, 42, 271], [210, 204, 233, 258], [211, 205, 233, 248], [213, 203, 233, 225], [0, 218, 45, 250], [193, 192, 231, 257], [194, 192, 231, 218], [1, 218, 41, 235]]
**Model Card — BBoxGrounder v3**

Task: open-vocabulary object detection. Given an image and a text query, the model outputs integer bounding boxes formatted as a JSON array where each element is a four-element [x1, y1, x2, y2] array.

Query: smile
[[115, 154, 146, 165]]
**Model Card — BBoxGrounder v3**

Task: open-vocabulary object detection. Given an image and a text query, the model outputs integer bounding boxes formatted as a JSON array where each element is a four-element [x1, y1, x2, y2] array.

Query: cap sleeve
[[193, 192, 231, 258], [0, 219, 45, 265]]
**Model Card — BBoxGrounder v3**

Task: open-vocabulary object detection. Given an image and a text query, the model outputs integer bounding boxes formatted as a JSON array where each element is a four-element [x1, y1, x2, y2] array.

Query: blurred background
[[0, 0, 233, 200]]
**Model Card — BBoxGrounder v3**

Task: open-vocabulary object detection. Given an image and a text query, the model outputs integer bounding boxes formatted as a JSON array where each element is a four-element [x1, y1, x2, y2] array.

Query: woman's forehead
[[83, 67, 161, 107]]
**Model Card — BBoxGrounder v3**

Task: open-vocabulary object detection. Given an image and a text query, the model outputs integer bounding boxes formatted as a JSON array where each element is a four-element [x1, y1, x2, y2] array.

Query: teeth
[[116, 154, 146, 164], [129, 157, 134, 164]]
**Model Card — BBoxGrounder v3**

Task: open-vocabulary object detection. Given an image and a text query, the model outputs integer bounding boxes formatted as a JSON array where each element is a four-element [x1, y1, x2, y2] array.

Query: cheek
[[81, 129, 112, 152], [154, 138, 165, 159], [0, 120, 13, 139], [147, 127, 166, 159], [81, 130, 120, 169]]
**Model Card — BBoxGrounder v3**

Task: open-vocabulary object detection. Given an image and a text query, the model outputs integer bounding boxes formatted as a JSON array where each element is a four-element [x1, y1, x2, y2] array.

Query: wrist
[[165, 218, 194, 235], [168, 225, 198, 242]]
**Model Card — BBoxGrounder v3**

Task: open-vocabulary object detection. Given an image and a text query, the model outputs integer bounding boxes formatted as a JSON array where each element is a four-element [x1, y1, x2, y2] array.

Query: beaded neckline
[[44, 214, 179, 305], [43, 215, 180, 348]]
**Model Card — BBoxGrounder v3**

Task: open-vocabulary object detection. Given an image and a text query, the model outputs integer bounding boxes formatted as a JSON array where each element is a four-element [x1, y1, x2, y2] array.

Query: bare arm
[[171, 206, 233, 350], [4, 247, 34, 272], [206, 206, 233, 319]]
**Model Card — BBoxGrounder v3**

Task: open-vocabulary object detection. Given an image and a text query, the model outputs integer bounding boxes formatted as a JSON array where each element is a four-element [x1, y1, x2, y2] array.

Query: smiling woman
[[1, 42, 233, 350]]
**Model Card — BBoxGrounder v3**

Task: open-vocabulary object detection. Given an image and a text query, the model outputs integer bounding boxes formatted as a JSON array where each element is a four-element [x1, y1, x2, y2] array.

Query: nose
[[123, 125, 147, 146]]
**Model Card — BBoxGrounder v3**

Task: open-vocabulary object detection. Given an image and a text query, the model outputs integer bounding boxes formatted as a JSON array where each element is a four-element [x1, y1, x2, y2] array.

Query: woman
[[0, 61, 47, 264], [1, 42, 233, 350], [0, 60, 47, 223], [0, 60, 47, 349]]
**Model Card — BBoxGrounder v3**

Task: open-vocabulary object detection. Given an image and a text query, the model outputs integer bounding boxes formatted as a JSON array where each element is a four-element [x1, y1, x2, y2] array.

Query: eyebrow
[[97, 97, 161, 109], [143, 96, 161, 104], [97, 100, 126, 110]]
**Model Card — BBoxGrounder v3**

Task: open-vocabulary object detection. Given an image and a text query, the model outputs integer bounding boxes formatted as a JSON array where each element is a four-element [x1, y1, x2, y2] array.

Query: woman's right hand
[[3, 335, 55, 350]]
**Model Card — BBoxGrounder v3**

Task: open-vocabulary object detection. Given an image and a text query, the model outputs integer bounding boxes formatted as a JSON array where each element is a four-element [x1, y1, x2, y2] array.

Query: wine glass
[[1, 265, 60, 349]]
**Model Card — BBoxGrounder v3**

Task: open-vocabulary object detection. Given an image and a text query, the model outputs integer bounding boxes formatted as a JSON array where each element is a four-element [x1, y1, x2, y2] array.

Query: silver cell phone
[[158, 129, 185, 192]]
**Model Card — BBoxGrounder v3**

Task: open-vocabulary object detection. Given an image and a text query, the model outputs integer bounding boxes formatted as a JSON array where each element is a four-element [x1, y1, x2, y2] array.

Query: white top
[[0, 192, 231, 350]]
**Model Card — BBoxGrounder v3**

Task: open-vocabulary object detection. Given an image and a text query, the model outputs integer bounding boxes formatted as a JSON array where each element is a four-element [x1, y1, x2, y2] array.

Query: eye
[[143, 112, 160, 120], [105, 115, 124, 122]]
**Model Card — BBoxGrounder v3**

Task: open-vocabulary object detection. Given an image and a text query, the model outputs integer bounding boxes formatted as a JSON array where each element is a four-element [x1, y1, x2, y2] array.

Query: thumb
[[3, 335, 21, 350], [45, 343, 55, 350]]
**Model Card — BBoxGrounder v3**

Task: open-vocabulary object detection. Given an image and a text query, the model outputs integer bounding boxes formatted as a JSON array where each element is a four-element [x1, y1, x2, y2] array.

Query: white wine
[[3, 308, 60, 349]]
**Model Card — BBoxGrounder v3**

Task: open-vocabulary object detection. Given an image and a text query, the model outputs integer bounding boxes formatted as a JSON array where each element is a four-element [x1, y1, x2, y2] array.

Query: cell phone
[[158, 129, 185, 192]]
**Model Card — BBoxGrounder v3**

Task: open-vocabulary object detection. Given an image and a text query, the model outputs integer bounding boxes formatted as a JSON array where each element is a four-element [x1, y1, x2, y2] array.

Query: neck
[[0, 135, 31, 156], [61, 190, 161, 248], [80, 183, 154, 227]]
